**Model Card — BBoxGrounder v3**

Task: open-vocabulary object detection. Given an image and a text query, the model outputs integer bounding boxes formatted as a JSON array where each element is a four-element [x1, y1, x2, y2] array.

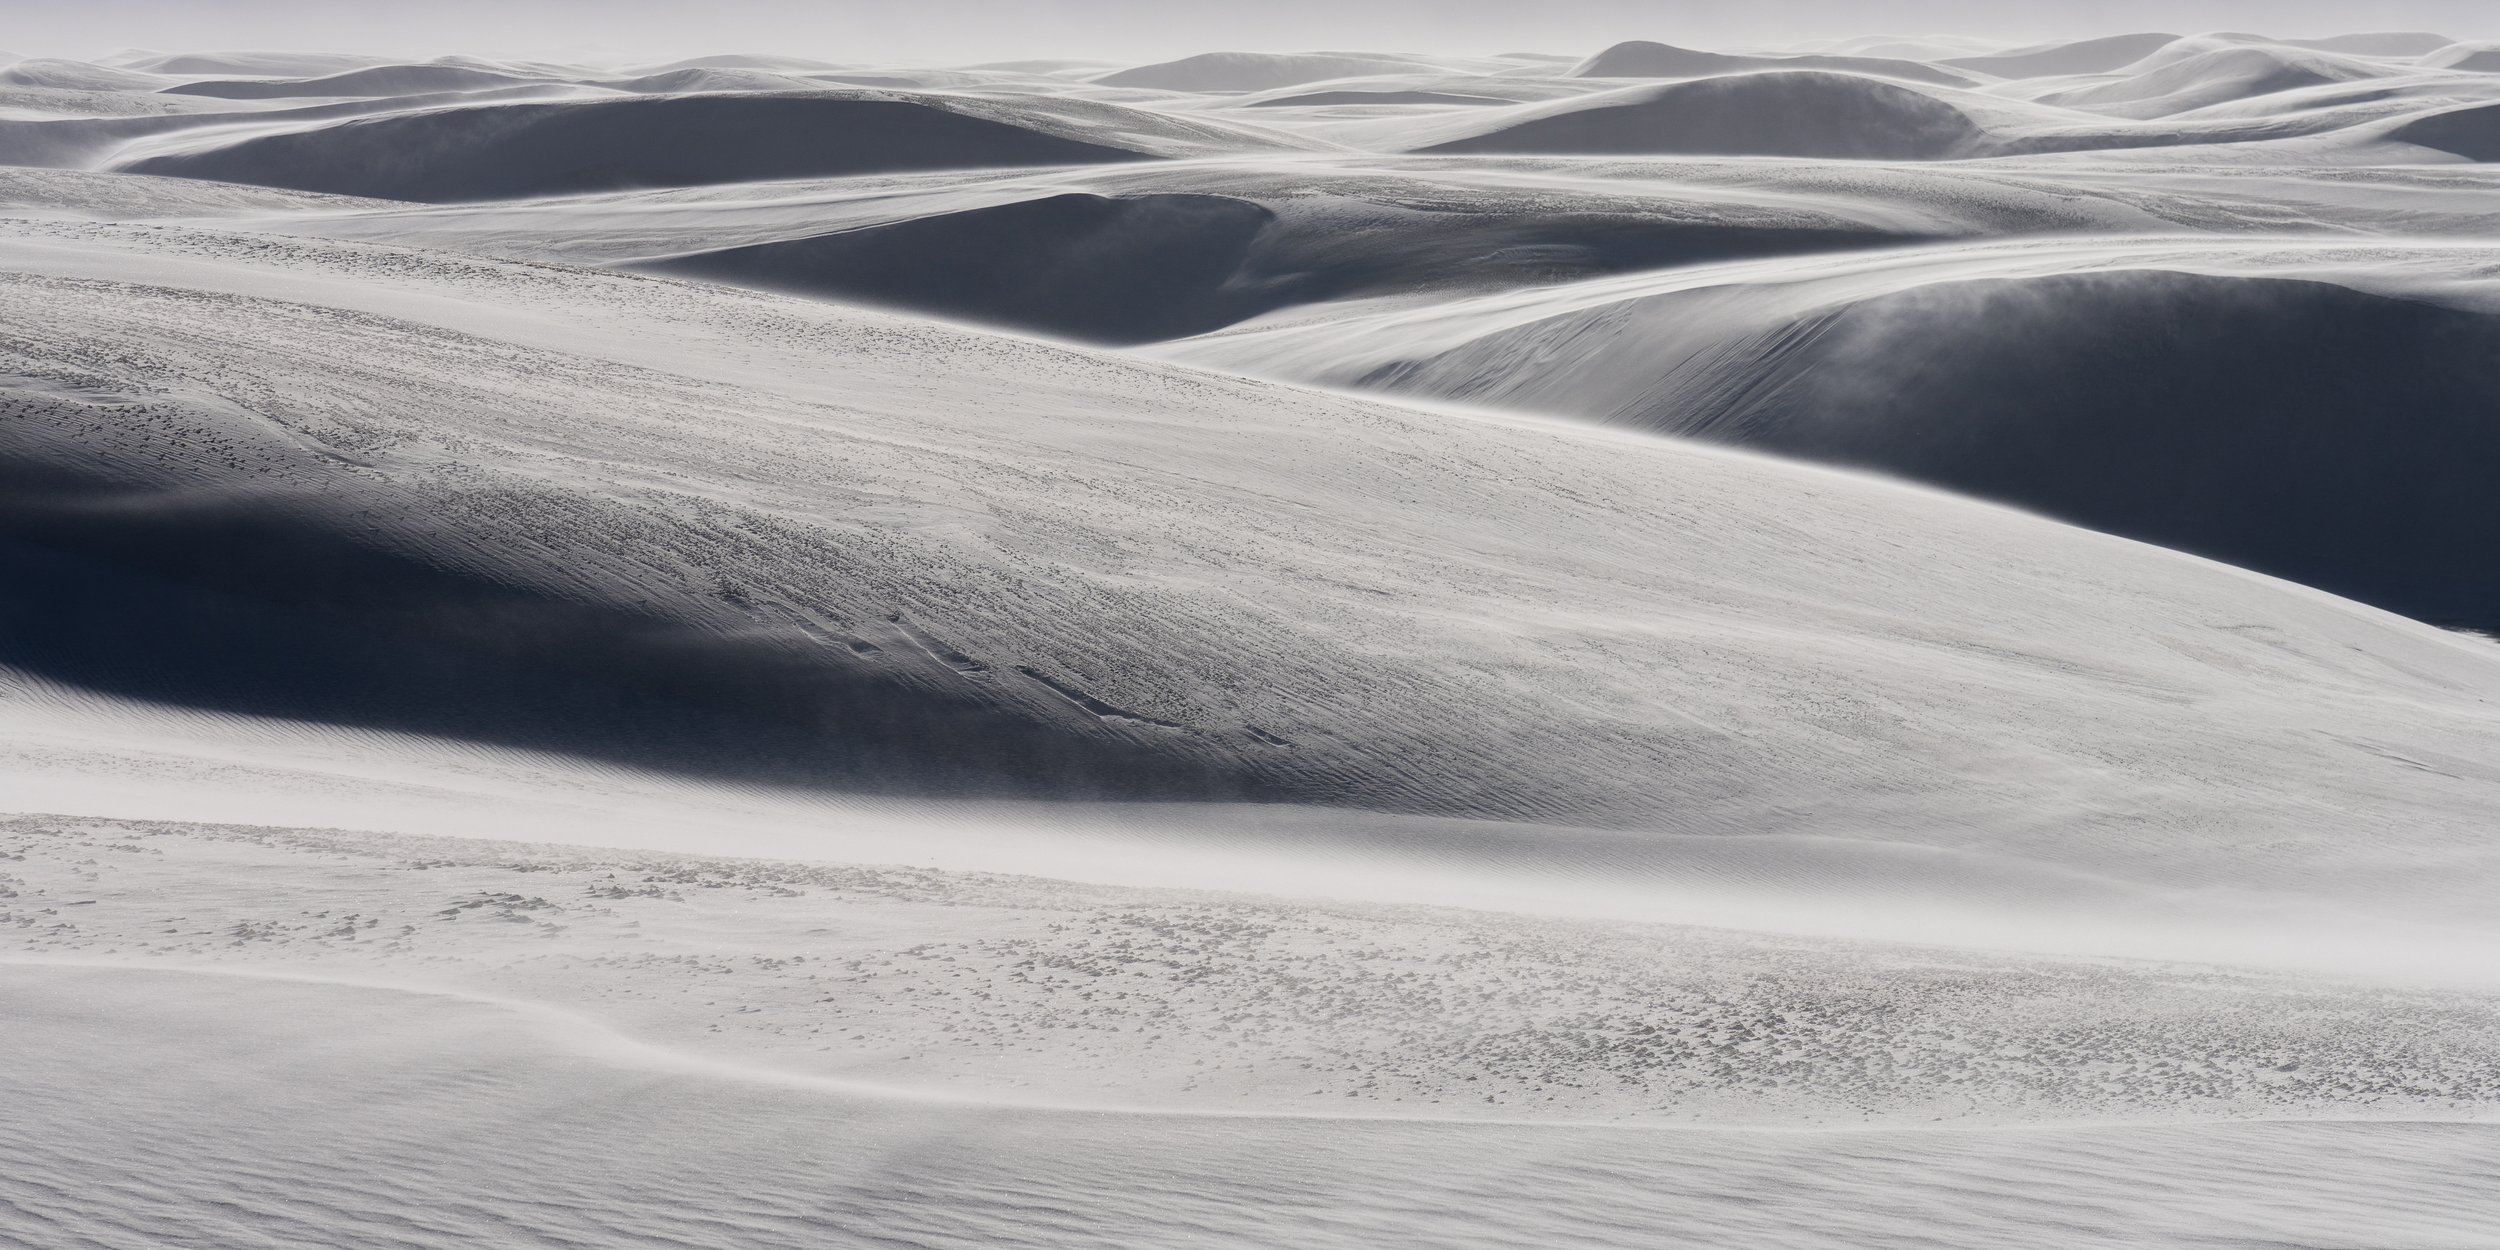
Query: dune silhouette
[[1421, 72, 1984, 160]]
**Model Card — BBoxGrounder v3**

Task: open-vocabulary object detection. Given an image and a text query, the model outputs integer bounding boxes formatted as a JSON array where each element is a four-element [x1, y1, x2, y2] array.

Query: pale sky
[[8, 0, 2490, 66]]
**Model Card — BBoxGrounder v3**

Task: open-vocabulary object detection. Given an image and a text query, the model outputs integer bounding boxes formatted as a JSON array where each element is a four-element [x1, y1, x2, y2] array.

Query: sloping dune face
[[2392, 101, 2500, 157], [645, 193, 1283, 343], [1206, 259, 2500, 635], [9, 222, 2500, 925], [1623, 272, 2500, 633], [1421, 73, 1985, 159], [118, 94, 1162, 201], [628, 181, 1917, 344]]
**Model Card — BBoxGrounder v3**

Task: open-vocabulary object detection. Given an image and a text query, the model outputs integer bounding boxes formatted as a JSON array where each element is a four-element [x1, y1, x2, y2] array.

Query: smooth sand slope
[[7, 219, 2500, 953], [1166, 237, 2500, 632]]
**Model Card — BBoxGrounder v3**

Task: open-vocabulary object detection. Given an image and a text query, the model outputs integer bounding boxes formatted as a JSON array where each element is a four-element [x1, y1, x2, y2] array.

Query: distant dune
[[596, 67, 846, 94], [2284, 31, 2457, 55], [121, 93, 1162, 202], [1573, 40, 1976, 87], [120, 50, 395, 77], [164, 64, 550, 98], [1094, 51, 1439, 91], [1247, 89, 1511, 107], [1421, 72, 1984, 160], [2044, 44, 2386, 117], [0, 58, 169, 92], [1939, 33, 2183, 77]]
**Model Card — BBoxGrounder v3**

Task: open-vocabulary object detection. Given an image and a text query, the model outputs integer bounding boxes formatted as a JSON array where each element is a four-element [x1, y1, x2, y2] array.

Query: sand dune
[[1624, 271, 2500, 633], [2424, 42, 2500, 71], [162, 63, 554, 99], [631, 180, 1915, 343], [1173, 248, 2500, 634], [597, 66, 851, 95], [2041, 43, 2391, 118], [1421, 72, 1984, 159], [645, 192, 1281, 343], [0, 58, 172, 93], [1939, 33, 2183, 78], [2391, 100, 2500, 157], [2287, 30, 2459, 55], [115, 93, 1169, 202], [8, 28, 2500, 1247], [115, 50, 398, 77], [8, 221, 2500, 941], [1572, 40, 1975, 87], [0, 84, 594, 169], [1246, 88, 1514, 107], [1094, 51, 1458, 92]]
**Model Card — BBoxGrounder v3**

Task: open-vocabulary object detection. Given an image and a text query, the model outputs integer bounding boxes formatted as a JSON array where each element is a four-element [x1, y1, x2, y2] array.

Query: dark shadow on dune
[[1421, 73, 1983, 160], [645, 191, 1934, 345], [121, 94, 1156, 203], [646, 194, 1281, 345], [2391, 102, 2500, 160], [0, 458, 1258, 804], [1652, 272, 2500, 631]]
